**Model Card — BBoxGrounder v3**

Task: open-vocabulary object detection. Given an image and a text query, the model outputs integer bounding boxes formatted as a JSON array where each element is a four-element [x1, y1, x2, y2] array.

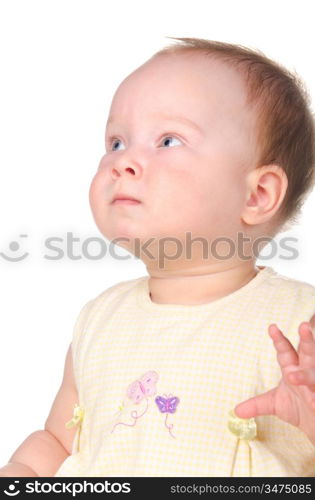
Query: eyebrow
[[106, 112, 203, 134]]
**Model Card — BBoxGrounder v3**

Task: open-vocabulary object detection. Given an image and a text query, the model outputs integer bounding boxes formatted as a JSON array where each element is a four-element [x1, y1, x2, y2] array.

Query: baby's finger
[[287, 368, 315, 391], [297, 322, 315, 367], [268, 324, 299, 370], [235, 388, 276, 419]]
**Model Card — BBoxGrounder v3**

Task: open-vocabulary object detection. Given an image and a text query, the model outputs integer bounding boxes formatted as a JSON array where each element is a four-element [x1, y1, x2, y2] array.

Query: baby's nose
[[111, 164, 137, 179], [110, 156, 142, 179]]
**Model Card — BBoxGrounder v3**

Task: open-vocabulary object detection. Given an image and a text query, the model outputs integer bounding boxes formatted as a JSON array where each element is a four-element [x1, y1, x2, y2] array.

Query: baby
[[1, 37, 315, 477]]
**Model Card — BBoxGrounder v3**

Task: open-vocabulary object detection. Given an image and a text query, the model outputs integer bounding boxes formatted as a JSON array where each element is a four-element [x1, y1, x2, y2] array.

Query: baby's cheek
[[88, 176, 99, 211], [89, 185, 109, 231], [89, 171, 106, 205]]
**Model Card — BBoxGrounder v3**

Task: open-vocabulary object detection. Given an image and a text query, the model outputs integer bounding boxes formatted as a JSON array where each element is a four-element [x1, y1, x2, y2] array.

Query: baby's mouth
[[112, 199, 141, 205], [111, 192, 142, 204]]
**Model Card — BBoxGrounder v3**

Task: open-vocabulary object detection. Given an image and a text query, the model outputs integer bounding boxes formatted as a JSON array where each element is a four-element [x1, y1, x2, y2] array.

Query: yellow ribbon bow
[[227, 409, 257, 441], [65, 404, 84, 429]]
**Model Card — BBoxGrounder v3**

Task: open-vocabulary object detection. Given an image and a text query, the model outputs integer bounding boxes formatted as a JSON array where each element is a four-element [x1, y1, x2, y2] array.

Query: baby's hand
[[235, 320, 315, 445]]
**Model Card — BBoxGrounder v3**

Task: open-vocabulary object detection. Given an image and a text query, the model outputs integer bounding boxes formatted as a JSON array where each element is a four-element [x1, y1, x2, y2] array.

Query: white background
[[0, 0, 314, 466]]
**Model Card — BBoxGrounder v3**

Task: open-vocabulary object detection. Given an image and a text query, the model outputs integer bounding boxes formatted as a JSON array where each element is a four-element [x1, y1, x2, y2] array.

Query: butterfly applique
[[111, 371, 159, 433], [155, 393, 180, 438], [155, 395, 180, 414], [127, 370, 159, 403]]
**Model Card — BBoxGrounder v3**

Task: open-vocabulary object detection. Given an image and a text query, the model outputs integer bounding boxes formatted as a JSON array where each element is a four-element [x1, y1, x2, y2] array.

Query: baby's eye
[[110, 138, 125, 152], [159, 135, 182, 148], [106, 134, 182, 152]]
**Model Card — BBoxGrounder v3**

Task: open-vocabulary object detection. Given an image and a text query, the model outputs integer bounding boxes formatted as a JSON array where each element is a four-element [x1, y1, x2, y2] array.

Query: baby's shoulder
[[72, 277, 145, 341], [270, 269, 315, 300], [256, 268, 315, 327], [262, 269, 315, 334], [85, 276, 145, 311]]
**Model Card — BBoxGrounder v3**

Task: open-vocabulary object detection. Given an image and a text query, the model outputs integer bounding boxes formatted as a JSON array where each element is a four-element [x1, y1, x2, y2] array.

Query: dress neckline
[[136, 265, 277, 314]]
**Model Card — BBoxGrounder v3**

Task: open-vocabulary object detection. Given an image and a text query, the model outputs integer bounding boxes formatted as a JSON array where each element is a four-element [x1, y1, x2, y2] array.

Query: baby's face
[[90, 52, 258, 255]]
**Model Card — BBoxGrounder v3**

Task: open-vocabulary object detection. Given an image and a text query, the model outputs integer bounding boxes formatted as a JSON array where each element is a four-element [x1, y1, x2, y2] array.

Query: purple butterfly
[[155, 394, 180, 414]]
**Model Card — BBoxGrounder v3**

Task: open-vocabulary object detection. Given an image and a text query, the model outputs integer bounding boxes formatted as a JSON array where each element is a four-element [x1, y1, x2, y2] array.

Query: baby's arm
[[0, 343, 79, 477]]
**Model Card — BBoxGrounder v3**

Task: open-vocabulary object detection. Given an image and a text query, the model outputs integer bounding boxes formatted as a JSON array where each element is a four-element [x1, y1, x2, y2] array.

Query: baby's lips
[[111, 192, 142, 203]]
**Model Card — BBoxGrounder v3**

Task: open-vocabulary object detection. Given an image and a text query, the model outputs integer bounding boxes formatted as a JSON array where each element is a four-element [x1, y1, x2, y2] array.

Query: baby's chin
[[97, 224, 150, 250], [99, 225, 181, 257]]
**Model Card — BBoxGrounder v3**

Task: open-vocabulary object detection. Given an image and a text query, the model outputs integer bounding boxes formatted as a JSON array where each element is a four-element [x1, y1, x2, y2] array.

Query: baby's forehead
[[108, 53, 259, 169], [112, 53, 253, 124], [125, 52, 247, 92]]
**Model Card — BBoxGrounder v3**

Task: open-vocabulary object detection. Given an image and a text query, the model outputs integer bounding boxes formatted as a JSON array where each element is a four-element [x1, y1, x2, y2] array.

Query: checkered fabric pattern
[[54, 266, 315, 477]]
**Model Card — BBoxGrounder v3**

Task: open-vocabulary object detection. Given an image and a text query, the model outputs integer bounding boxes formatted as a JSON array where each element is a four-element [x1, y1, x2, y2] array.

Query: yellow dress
[[54, 266, 315, 477]]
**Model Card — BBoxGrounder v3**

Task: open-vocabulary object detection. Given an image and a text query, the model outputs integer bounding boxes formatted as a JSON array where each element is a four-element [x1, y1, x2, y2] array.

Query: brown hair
[[153, 37, 315, 232]]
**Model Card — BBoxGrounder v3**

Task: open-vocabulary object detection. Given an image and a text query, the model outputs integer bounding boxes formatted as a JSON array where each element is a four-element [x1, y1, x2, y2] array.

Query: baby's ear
[[241, 165, 288, 226]]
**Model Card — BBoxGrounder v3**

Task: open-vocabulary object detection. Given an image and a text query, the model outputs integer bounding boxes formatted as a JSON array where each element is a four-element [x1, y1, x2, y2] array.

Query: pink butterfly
[[127, 371, 159, 404]]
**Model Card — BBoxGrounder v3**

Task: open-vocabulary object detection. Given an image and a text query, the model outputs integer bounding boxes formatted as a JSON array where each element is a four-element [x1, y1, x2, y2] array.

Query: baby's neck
[[147, 261, 260, 305]]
